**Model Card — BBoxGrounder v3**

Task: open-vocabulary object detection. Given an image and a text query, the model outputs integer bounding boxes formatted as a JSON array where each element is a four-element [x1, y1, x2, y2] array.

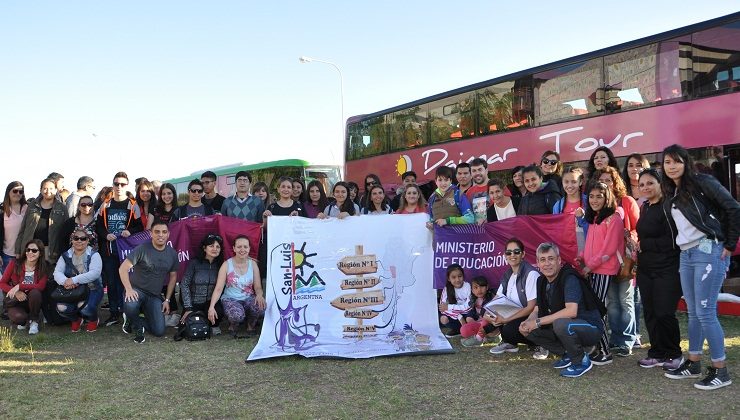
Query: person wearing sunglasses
[[486, 238, 544, 359], [95, 171, 144, 327], [171, 179, 215, 221], [65, 176, 95, 218], [52, 228, 103, 332], [1, 181, 27, 272], [14, 178, 67, 264], [540, 150, 565, 196], [179, 233, 226, 333], [1, 239, 48, 335], [57, 195, 98, 257]]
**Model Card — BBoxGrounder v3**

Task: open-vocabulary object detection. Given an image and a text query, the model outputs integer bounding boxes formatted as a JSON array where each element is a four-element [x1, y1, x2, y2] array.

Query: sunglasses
[[113, 182, 128, 188], [72, 236, 89, 242], [207, 234, 222, 241], [25, 248, 40, 254], [505, 249, 523, 256], [11, 189, 24, 194], [541, 158, 558, 165], [189, 189, 204, 194], [79, 202, 94, 208]]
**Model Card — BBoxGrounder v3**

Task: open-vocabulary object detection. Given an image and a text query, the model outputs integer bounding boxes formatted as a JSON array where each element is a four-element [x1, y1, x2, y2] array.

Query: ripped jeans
[[679, 240, 730, 362]]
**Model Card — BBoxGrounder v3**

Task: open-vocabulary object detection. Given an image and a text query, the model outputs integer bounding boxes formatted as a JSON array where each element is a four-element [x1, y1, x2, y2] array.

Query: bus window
[[427, 92, 476, 143], [691, 22, 740, 97], [347, 116, 388, 160], [389, 105, 427, 151], [534, 58, 603, 125], [477, 77, 533, 134]]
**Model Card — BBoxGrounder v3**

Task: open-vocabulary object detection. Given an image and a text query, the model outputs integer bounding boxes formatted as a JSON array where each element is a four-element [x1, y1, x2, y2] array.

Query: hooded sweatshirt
[[518, 180, 562, 215]]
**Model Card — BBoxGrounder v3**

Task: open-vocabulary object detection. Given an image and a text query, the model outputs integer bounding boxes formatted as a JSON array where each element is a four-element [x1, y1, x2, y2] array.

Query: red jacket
[[0, 259, 47, 293], [581, 212, 625, 275]]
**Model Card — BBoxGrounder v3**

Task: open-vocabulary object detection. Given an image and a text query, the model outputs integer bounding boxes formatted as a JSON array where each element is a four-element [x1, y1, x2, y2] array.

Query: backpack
[[174, 311, 211, 341]]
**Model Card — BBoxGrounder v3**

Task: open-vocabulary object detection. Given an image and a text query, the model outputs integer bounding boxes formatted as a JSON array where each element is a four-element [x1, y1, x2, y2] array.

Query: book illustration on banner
[[484, 295, 523, 320]]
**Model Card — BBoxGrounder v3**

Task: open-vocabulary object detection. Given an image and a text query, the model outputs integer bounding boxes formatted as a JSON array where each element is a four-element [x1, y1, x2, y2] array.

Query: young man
[[520, 243, 606, 378], [466, 158, 490, 224], [486, 178, 516, 222], [455, 163, 472, 195], [200, 170, 225, 213], [518, 165, 562, 215], [389, 171, 417, 212], [95, 172, 143, 326], [220, 171, 264, 223], [426, 166, 474, 229], [171, 179, 215, 220], [66, 176, 95, 217], [119, 221, 179, 343]]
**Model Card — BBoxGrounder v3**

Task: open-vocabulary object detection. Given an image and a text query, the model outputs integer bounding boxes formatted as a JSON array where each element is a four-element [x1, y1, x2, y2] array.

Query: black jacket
[[668, 174, 740, 252], [518, 180, 562, 215], [536, 264, 606, 323], [637, 198, 678, 268]]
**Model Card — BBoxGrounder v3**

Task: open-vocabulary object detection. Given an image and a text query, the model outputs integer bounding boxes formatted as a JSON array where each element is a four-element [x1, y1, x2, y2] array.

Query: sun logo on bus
[[396, 155, 412, 176]]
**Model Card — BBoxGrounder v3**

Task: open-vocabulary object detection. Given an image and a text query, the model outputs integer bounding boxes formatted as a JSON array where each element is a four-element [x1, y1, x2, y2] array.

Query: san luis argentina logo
[[278, 242, 325, 296]]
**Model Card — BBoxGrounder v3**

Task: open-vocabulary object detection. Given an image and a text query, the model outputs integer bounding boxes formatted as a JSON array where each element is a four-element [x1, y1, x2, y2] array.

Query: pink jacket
[[581, 212, 625, 275]]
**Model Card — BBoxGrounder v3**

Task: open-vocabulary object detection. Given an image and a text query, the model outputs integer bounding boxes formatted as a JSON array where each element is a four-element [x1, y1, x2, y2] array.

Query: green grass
[[1, 313, 738, 419]]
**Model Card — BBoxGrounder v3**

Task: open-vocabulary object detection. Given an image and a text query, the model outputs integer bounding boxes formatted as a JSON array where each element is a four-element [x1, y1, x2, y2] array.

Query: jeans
[[607, 279, 637, 349], [102, 255, 124, 316], [122, 287, 166, 337], [634, 284, 642, 339], [527, 318, 602, 359], [679, 240, 730, 362], [1, 253, 14, 271], [56, 283, 104, 321]]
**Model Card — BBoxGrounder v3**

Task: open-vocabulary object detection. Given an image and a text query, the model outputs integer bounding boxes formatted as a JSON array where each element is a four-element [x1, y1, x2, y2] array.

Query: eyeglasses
[[72, 236, 89, 242], [189, 189, 204, 194], [25, 248, 40, 254], [113, 182, 128, 188], [541, 158, 558, 166], [11, 189, 23, 194], [79, 202, 93, 208], [505, 249, 522, 256]]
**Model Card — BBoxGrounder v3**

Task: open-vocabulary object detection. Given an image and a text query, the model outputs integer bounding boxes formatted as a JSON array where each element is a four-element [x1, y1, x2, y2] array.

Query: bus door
[[723, 145, 740, 278]]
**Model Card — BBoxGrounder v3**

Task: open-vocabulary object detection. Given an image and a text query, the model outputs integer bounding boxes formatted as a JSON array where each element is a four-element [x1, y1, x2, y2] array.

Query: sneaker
[[694, 367, 732, 390], [461, 336, 484, 347], [665, 359, 702, 379], [633, 337, 643, 349], [104, 314, 119, 327], [100, 302, 110, 310], [212, 326, 222, 336], [444, 330, 460, 338], [553, 355, 572, 369], [560, 355, 593, 378], [661, 357, 684, 371], [70, 318, 83, 333], [489, 343, 519, 354], [484, 334, 502, 345], [639, 357, 664, 368], [532, 346, 550, 360], [166, 313, 181, 328], [134, 326, 146, 344], [614, 347, 633, 357], [591, 352, 614, 366], [121, 313, 132, 334], [28, 321, 39, 335], [86, 320, 99, 333], [16, 323, 26, 330]]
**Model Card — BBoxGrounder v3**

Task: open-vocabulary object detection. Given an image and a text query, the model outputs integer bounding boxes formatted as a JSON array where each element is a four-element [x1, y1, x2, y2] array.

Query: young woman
[[540, 150, 564, 196], [15, 178, 66, 263], [517, 165, 562, 215], [291, 179, 306, 204], [52, 228, 103, 332], [507, 166, 526, 211], [552, 166, 588, 252], [57, 195, 98, 256], [210, 236, 265, 337], [587, 146, 619, 180], [181, 234, 225, 333], [635, 169, 682, 370], [0, 239, 48, 334], [252, 182, 271, 209], [580, 181, 624, 365], [346, 182, 360, 206], [622, 153, 650, 203], [359, 174, 382, 211], [1, 181, 27, 269], [661, 144, 739, 390], [396, 184, 427, 214], [323, 182, 360, 219], [303, 180, 328, 219], [361, 185, 392, 215], [150, 182, 177, 227], [263, 177, 308, 219], [135, 180, 157, 229]]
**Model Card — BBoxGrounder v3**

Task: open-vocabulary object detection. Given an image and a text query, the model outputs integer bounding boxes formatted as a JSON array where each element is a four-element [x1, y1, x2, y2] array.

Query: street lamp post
[[299, 56, 344, 165]]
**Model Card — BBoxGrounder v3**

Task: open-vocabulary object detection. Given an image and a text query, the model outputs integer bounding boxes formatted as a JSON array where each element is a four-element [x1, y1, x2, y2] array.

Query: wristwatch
[[535, 318, 541, 328], [164, 298, 171, 303]]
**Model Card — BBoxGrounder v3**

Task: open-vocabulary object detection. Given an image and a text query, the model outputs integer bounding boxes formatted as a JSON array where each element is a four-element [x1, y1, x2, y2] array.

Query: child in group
[[459, 276, 501, 347], [426, 166, 474, 230], [552, 166, 589, 252], [438, 264, 471, 337]]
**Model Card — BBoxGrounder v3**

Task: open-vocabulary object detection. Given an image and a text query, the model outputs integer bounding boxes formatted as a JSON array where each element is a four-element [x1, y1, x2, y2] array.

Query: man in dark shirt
[[171, 179, 215, 221], [201, 170, 225, 213], [119, 221, 179, 343], [520, 242, 604, 378]]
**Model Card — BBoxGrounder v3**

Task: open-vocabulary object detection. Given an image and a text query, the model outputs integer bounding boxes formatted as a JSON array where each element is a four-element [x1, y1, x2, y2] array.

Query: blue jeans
[[122, 287, 166, 337], [56, 283, 104, 321], [607, 279, 637, 349], [1, 253, 14, 272], [679, 240, 730, 362], [102, 255, 124, 316]]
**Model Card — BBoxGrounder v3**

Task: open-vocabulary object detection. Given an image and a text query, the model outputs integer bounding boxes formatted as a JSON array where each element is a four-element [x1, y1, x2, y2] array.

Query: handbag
[[51, 284, 89, 303]]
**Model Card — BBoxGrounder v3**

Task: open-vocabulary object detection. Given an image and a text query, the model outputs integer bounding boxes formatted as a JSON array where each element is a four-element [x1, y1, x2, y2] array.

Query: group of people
[[0, 143, 737, 390]]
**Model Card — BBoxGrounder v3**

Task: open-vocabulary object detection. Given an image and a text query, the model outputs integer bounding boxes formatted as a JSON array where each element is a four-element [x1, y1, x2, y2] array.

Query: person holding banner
[[552, 166, 588, 253], [578, 181, 624, 365], [426, 166, 473, 229], [303, 180, 328, 219], [323, 182, 359, 219], [517, 165, 562, 215], [264, 177, 308, 219], [150, 183, 177, 227], [360, 185, 393, 215], [180, 234, 225, 334], [395, 184, 426, 215], [389, 171, 417, 212], [171, 179, 215, 221]]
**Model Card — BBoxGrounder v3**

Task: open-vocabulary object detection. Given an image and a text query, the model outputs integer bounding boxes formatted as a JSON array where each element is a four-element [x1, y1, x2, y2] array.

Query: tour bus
[[344, 13, 740, 200], [164, 159, 342, 203]]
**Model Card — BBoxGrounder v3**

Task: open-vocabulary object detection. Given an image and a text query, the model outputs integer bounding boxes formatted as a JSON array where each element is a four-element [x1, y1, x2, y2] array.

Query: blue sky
[[1, 1, 737, 194]]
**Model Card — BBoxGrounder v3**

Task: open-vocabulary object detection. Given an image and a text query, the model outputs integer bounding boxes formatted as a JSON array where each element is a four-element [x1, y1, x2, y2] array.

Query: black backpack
[[174, 311, 211, 341]]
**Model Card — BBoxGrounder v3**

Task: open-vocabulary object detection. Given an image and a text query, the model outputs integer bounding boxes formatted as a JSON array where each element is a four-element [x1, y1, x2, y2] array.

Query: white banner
[[247, 214, 453, 360]]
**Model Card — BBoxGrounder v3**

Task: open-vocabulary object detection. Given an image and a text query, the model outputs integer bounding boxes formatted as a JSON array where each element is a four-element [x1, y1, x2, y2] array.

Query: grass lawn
[[1, 312, 738, 419]]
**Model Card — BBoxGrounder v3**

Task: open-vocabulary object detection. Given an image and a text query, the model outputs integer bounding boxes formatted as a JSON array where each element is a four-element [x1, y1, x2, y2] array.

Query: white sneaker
[[489, 342, 519, 354], [532, 346, 550, 360], [28, 321, 39, 335], [166, 313, 181, 328], [17, 324, 26, 330]]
